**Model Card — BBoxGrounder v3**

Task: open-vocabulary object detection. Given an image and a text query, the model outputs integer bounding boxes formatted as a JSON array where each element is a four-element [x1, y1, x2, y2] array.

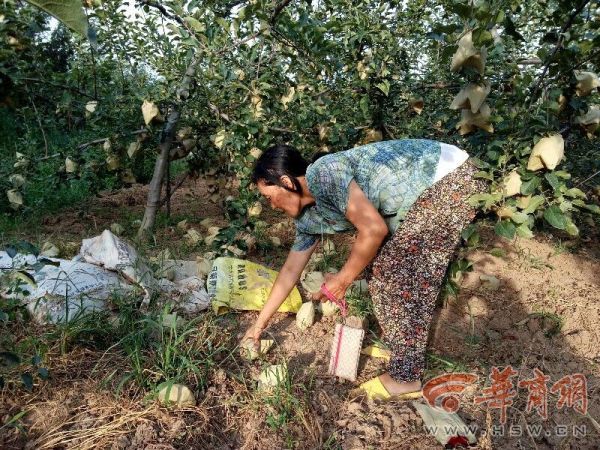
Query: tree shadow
[[427, 227, 600, 448]]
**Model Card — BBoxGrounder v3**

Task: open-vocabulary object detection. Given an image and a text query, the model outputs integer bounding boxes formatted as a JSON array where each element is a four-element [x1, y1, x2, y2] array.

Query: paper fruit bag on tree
[[208, 257, 302, 314]]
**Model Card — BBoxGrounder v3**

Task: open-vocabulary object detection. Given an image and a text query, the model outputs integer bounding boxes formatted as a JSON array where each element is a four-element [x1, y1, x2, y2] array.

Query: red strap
[[320, 283, 348, 317], [332, 324, 344, 373]]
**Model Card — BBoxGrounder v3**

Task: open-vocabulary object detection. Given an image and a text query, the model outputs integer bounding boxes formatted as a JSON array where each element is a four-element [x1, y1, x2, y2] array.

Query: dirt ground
[[1, 176, 599, 449]]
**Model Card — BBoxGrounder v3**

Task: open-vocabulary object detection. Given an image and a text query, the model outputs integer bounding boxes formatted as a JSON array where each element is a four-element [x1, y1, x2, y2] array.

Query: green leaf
[[0, 352, 21, 367], [184, 16, 206, 33], [504, 15, 524, 41], [12, 271, 37, 288], [25, 0, 88, 36], [461, 223, 477, 241], [468, 193, 487, 207], [473, 29, 493, 46], [564, 188, 586, 199], [521, 176, 541, 195], [489, 248, 506, 257], [37, 367, 49, 380], [582, 204, 600, 215], [559, 199, 573, 212], [522, 195, 545, 214], [515, 223, 533, 238], [21, 373, 33, 391], [495, 220, 516, 240], [565, 221, 579, 236], [376, 80, 390, 96], [15, 241, 39, 256], [511, 211, 529, 224], [461, 224, 479, 246], [167, 23, 182, 36], [468, 192, 501, 209], [544, 173, 561, 191], [216, 17, 229, 31], [359, 96, 369, 116], [543, 206, 567, 230], [450, 2, 473, 19], [470, 158, 491, 169], [474, 170, 494, 180]]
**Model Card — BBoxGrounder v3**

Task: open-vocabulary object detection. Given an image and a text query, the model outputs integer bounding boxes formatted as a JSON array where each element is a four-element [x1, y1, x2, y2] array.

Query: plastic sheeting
[[1, 230, 210, 323]]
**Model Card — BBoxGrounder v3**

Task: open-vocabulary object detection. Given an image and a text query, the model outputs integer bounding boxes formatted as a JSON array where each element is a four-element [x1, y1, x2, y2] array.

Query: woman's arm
[[244, 239, 318, 343], [315, 180, 389, 301]]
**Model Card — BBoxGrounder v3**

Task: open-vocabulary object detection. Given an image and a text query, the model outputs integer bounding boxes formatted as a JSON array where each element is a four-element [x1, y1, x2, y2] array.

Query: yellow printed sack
[[208, 257, 302, 314]]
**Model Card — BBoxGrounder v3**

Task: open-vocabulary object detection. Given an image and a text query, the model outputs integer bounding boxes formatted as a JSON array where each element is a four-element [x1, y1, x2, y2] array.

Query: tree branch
[[20, 78, 95, 99], [26, 88, 49, 157], [139, 0, 261, 55], [517, 58, 543, 65], [271, 0, 293, 24], [209, 102, 293, 133], [528, 0, 591, 103], [571, 48, 600, 71], [77, 129, 148, 151], [138, 0, 184, 26], [418, 82, 460, 89]]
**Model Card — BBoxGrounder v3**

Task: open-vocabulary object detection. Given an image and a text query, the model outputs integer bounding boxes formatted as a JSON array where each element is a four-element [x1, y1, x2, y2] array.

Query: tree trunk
[[137, 57, 199, 239]]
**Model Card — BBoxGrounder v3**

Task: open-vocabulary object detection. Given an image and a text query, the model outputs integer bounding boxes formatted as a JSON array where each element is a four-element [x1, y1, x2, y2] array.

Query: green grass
[[346, 288, 373, 318], [250, 363, 315, 441], [514, 243, 554, 270], [98, 302, 234, 395], [527, 310, 564, 338], [424, 352, 471, 378], [322, 434, 342, 449], [314, 240, 350, 273]]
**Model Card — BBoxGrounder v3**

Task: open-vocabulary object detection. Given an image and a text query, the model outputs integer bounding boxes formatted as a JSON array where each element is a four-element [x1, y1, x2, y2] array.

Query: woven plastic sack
[[79, 230, 157, 306], [208, 257, 302, 314]]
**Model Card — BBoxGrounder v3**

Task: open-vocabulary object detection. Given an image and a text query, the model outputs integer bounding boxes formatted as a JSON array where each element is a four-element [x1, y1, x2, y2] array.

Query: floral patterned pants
[[367, 160, 487, 382]]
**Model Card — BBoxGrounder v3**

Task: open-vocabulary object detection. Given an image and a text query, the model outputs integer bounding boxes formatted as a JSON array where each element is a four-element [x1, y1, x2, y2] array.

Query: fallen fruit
[[185, 228, 203, 245], [319, 300, 339, 317], [40, 242, 60, 258], [240, 339, 275, 360], [157, 383, 196, 407], [301, 271, 324, 295], [258, 364, 288, 390], [110, 223, 124, 235], [296, 301, 316, 330]]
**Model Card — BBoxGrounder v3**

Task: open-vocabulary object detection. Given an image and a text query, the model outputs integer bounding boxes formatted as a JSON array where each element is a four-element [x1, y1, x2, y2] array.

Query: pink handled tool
[[320, 283, 348, 317]]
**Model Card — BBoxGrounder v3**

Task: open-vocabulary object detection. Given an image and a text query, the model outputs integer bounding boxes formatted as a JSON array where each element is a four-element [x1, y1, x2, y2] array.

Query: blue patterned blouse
[[291, 139, 442, 251]]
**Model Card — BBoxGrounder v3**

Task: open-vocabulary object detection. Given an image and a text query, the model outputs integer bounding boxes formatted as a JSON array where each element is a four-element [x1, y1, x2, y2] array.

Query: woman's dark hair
[[251, 144, 307, 194]]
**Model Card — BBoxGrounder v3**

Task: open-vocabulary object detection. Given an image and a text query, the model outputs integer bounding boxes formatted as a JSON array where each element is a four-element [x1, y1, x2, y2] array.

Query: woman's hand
[[241, 322, 265, 349], [313, 272, 352, 302]]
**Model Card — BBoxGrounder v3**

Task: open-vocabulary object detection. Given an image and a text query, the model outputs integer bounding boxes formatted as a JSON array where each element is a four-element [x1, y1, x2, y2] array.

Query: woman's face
[[257, 178, 301, 217]]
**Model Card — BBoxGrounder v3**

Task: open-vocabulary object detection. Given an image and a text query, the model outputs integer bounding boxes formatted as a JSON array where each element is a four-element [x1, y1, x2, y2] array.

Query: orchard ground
[[1, 176, 599, 450]]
